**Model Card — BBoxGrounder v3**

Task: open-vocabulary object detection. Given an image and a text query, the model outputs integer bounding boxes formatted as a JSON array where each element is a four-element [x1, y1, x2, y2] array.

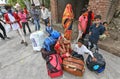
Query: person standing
[[88, 15, 105, 52], [30, 4, 41, 31], [62, 3, 74, 41], [4, 5, 28, 46], [0, 19, 10, 40], [76, 8, 88, 42], [18, 10, 31, 35], [41, 4, 49, 26]]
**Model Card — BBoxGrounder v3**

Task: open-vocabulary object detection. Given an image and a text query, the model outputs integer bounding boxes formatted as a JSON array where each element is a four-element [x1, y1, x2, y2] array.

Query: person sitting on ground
[[46, 22, 53, 34], [54, 36, 71, 58], [99, 22, 110, 40], [73, 38, 97, 61]]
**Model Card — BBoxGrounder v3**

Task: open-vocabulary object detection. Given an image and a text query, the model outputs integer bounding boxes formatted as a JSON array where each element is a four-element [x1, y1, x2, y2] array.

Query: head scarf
[[62, 4, 74, 27]]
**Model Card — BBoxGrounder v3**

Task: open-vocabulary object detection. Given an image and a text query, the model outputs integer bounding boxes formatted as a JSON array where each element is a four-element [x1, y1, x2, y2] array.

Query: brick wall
[[51, 0, 119, 23], [89, 0, 111, 22]]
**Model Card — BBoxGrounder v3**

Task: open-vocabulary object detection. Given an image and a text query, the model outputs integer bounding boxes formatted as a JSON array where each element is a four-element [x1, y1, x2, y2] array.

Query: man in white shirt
[[41, 4, 49, 26], [73, 39, 96, 61]]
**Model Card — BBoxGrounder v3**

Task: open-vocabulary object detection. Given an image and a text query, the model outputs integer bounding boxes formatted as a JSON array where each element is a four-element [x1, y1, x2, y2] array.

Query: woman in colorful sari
[[62, 4, 74, 41]]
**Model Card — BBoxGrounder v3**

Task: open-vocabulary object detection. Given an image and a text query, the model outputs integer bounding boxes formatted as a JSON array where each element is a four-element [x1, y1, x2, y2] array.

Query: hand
[[66, 52, 71, 57], [13, 21, 18, 23], [92, 57, 97, 62], [64, 29, 67, 33]]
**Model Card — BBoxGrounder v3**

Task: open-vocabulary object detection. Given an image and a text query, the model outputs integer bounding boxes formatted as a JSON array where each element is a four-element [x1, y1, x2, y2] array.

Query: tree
[[7, 0, 27, 8]]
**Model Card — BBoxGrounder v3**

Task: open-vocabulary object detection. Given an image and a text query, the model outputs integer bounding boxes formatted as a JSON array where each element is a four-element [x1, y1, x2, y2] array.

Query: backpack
[[46, 54, 63, 78], [86, 52, 106, 73], [43, 37, 56, 52], [50, 30, 61, 39]]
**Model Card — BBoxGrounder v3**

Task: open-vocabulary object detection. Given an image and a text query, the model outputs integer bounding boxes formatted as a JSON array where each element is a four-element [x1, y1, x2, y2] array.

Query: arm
[[82, 45, 94, 57], [89, 25, 93, 35], [83, 45, 97, 61], [100, 27, 105, 35], [4, 13, 12, 24]]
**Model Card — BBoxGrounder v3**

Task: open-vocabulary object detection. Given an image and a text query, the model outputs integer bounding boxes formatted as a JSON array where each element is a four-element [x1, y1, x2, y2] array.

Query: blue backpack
[[50, 30, 61, 39], [43, 37, 56, 52]]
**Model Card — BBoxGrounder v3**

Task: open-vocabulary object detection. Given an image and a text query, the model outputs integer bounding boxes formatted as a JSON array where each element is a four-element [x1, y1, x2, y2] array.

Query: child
[[73, 39, 96, 61], [88, 15, 105, 51], [99, 22, 110, 40], [54, 36, 71, 58], [18, 10, 31, 35], [46, 22, 53, 34]]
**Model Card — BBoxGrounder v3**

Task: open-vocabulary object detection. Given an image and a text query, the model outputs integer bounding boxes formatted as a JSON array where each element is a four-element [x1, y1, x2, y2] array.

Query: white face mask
[[95, 19, 101, 24]]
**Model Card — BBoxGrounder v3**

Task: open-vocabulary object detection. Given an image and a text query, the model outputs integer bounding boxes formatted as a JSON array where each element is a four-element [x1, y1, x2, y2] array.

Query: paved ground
[[0, 23, 120, 79]]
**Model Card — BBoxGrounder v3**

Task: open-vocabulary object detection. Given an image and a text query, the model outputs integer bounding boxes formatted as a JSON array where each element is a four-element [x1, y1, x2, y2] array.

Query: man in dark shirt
[[88, 15, 105, 52]]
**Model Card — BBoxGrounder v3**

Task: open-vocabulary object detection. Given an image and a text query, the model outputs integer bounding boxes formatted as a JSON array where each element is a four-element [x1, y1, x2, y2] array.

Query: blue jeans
[[44, 18, 49, 26], [34, 19, 40, 31]]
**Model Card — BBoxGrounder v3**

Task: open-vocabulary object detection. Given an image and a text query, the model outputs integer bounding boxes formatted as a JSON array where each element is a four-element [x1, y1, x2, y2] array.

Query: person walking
[[30, 4, 41, 31], [18, 10, 31, 35], [41, 4, 49, 26], [4, 5, 28, 46]]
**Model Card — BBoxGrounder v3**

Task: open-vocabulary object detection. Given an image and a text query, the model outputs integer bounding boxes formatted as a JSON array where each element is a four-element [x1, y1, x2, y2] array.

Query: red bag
[[46, 54, 63, 78]]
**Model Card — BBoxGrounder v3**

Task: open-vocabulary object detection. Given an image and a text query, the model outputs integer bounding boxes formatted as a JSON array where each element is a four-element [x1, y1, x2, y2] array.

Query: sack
[[5, 24, 12, 33], [30, 31, 45, 51], [40, 48, 56, 59], [62, 57, 85, 76], [43, 37, 56, 52], [50, 30, 61, 39], [86, 52, 106, 73], [46, 54, 63, 78]]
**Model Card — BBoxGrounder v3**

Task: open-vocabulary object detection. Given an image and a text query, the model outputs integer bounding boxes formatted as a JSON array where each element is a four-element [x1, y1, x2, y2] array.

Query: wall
[[51, 0, 119, 23]]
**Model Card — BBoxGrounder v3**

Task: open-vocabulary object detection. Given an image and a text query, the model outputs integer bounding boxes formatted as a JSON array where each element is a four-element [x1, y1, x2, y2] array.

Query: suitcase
[[86, 52, 106, 73], [46, 54, 63, 78], [62, 57, 85, 76], [30, 31, 45, 51]]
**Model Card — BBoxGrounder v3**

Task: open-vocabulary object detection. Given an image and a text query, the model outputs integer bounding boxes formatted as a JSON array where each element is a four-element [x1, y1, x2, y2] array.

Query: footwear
[[5, 36, 10, 39], [21, 40, 24, 44], [1, 37, 5, 40], [24, 42, 28, 46]]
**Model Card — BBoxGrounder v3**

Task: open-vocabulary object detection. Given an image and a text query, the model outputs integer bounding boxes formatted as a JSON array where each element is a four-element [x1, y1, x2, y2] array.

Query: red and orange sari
[[62, 4, 74, 40]]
